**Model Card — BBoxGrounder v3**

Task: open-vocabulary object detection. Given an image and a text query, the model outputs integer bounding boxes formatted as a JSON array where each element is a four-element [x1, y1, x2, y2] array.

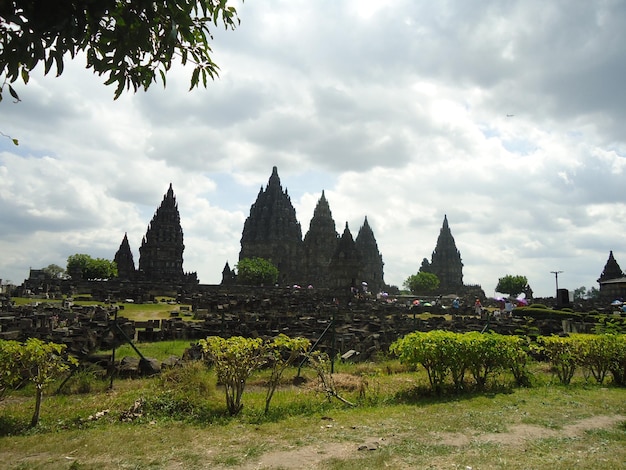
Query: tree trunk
[[31, 385, 42, 427]]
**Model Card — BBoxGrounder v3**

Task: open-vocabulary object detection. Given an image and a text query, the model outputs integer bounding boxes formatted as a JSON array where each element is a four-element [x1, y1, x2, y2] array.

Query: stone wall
[[1, 288, 609, 364]]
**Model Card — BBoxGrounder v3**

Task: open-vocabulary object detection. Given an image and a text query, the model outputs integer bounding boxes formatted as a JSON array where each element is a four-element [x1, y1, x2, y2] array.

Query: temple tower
[[598, 251, 624, 283], [114, 233, 136, 280], [328, 223, 362, 290], [302, 191, 339, 287], [355, 216, 385, 294], [139, 184, 185, 282], [426, 215, 464, 292], [221, 261, 237, 286], [239, 167, 303, 284]]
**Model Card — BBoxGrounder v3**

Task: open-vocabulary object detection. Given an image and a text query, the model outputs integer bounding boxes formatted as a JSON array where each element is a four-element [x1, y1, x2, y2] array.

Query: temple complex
[[238, 167, 386, 291]]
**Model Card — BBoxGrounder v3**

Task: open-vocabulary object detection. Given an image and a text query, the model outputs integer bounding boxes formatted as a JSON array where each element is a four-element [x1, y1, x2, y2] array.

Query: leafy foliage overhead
[[0, 0, 241, 100]]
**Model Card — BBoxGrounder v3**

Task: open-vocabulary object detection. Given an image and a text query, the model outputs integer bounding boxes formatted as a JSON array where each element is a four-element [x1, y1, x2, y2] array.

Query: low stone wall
[[1, 289, 599, 363]]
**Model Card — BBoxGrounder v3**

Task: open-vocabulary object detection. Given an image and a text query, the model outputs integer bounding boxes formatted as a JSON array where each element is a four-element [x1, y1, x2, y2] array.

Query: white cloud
[[1, 0, 625, 297]]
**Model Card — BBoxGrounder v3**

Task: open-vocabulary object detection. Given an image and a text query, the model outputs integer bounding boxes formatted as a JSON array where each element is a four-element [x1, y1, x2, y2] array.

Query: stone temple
[[114, 184, 197, 285], [236, 167, 386, 293], [420, 215, 484, 297], [597, 250, 626, 298]]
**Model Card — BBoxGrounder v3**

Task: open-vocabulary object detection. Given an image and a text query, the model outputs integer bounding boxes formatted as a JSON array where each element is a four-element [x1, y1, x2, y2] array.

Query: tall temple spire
[[139, 185, 186, 282], [114, 232, 136, 280], [239, 167, 303, 284], [355, 216, 385, 294], [302, 190, 339, 286], [428, 214, 464, 292], [328, 222, 362, 289]]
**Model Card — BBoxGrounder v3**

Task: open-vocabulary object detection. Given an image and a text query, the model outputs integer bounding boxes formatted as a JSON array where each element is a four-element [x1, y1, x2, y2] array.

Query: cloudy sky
[[1, 0, 625, 298]]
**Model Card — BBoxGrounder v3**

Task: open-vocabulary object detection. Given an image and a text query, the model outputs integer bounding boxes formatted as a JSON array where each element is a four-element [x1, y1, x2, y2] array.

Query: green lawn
[[1, 360, 625, 469]]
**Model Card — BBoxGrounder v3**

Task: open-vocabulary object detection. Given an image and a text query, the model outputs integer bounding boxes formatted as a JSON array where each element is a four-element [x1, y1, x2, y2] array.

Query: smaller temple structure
[[116, 184, 197, 286], [420, 215, 484, 297], [420, 215, 464, 292], [598, 251, 626, 299], [355, 217, 385, 294], [114, 233, 136, 280]]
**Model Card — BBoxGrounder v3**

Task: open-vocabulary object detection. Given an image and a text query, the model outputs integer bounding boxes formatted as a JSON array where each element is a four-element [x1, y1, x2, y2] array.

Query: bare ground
[[233, 414, 625, 470]]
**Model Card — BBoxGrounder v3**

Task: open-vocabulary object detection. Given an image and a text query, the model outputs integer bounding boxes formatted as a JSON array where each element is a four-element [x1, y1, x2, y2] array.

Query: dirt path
[[234, 414, 625, 469]]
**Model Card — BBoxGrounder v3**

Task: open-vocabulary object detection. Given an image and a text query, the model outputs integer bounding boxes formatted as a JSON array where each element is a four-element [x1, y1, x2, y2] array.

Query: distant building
[[114, 233, 136, 280], [421, 215, 464, 292], [302, 191, 339, 287], [138, 184, 187, 282], [598, 251, 626, 299], [239, 166, 304, 284], [420, 215, 484, 297], [355, 217, 385, 294], [237, 167, 385, 291]]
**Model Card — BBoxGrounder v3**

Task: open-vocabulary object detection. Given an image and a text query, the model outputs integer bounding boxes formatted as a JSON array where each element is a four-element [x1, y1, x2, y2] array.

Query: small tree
[[587, 286, 600, 300], [403, 272, 440, 294], [573, 286, 587, 301], [199, 336, 265, 415], [236, 257, 279, 286], [495, 275, 528, 298], [42, 264, 65, 279], [19, 338, 77, 426], [67, 254, 117, 280], [0, 340, 25, 402], [264, 334, 310, 414]]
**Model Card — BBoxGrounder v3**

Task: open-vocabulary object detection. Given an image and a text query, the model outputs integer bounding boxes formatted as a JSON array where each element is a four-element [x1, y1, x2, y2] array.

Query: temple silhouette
[[114, 183, 197, 285], [234, 167, 386, 293], [107, 167, 486, 295]]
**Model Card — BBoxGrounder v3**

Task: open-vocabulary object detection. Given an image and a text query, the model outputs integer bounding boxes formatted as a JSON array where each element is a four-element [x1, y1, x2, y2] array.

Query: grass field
[[10, 297, 193, 322], [1, 353, 625, 470]]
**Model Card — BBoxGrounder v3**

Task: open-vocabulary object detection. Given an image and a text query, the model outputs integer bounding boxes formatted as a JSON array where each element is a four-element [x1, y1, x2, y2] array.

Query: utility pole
[[550, 270, 563, 297]]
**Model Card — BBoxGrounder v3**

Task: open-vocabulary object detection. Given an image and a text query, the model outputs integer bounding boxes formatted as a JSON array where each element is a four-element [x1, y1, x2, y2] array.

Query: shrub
[[535, 336, 579, 385], [575, 334, 616, 384], [609, 335, 626, 385], [390, 331, 529, 393], [200, 336, 265, 415]]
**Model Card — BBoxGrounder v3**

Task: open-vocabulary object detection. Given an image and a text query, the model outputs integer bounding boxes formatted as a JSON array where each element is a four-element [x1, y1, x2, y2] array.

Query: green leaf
[[190, 67, 200, 90], [12, 139, 19, 146], [8, 85, 20, 102]]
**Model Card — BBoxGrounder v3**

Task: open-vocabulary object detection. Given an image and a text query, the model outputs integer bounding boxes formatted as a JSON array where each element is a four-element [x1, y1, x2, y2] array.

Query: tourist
[[474, 298, 482, 316], [504, 299, 514, 317]]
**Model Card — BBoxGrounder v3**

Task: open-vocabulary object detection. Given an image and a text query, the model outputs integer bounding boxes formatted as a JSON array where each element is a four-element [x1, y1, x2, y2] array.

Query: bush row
[[390, 331, 626, 393], [390, 331, 531, 393], [536, 333, 626, 385]]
